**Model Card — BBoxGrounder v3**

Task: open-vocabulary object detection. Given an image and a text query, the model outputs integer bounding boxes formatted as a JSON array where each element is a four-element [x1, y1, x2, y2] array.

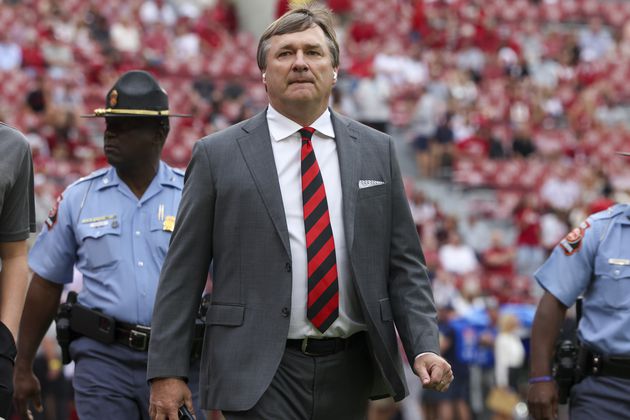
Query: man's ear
[[156, 121, 169, 146]]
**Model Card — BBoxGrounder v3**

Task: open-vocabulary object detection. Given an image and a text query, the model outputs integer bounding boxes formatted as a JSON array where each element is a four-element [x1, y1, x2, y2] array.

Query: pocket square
[[359, 179, 385, 189]]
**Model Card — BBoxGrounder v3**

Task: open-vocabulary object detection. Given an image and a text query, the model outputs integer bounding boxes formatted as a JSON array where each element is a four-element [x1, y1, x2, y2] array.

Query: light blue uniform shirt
[[29, 161, 183, 326], [534, 204, 630, 356]]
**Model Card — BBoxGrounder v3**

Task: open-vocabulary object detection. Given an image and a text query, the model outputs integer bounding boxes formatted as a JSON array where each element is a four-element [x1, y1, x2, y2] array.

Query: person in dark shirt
[[0, 123, 36, 417]]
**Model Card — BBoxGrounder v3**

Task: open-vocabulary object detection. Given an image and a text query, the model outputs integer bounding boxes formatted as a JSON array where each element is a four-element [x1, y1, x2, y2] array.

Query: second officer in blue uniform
[[527, 155, 630, 420], [13, 70, 206, 420]]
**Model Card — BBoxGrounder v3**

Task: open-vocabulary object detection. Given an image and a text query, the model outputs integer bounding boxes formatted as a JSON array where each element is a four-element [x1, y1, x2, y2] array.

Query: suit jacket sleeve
[[147, 141, 214, 381], [386, 137, 439, 365]]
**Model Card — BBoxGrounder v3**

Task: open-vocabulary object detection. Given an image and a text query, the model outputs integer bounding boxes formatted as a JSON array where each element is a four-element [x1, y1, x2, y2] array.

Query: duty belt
[[115, 322, 152, 351], [115, 321, 205, 357], [57, 292, 209, 363], [580, 349, 630, 380]]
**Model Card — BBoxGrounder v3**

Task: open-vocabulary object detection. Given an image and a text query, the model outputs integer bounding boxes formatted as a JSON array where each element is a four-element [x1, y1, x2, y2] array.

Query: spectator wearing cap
[[13, 70, 206, 420]]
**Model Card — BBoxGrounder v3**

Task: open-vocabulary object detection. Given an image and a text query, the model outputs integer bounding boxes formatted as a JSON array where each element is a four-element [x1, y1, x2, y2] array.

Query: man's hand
[[13, 365, 43, 420], [527, 381, 558, 420], [413, 353, 453, 391], [149, 377, 195, 420]]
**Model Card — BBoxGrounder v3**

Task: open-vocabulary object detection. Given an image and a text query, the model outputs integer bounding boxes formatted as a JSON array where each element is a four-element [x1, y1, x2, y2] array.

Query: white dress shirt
[[266, 105, 366, 339]]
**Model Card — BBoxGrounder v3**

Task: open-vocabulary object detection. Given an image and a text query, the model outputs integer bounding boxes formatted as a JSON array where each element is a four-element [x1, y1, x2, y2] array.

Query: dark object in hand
[[179, 404, 195, 419]]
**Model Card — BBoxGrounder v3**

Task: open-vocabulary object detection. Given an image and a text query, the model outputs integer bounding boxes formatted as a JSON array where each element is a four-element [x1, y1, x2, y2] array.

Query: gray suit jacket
[[147, 110, 439, 411]]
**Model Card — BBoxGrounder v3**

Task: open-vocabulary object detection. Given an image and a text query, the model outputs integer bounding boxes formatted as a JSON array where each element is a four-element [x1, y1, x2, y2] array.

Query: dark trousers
[[570, 375, 630, 419], [0, 321, 16, 418], [223, 337, 373, 420], [70, 337, 205, 420]]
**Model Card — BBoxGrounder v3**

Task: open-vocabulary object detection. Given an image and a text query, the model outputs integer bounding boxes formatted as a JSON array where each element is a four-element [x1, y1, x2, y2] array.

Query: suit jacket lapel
[[331, 111, 360, 252], [236, 111, 291, 257]]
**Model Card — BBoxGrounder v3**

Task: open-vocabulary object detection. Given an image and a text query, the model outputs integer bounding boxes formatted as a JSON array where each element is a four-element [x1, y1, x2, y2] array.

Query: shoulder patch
[[559, 220, 591, 256], [45, 194, 63, 229]]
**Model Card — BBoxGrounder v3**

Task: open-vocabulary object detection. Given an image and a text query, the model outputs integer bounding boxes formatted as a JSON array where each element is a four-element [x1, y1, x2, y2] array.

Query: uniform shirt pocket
[[149, 217, 173, 262], [594, 262, 630, 309], [77, 222, 122, 270]]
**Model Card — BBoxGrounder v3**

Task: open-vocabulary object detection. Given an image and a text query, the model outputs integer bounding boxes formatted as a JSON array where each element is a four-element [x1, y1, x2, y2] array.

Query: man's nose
[[104, 130, 118, 141], [292, 50, 308, 71]]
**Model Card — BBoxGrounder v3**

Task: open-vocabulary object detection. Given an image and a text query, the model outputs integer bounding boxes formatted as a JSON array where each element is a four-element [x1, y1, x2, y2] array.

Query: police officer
[[12, 70, 205, 420], [528, 152, 630, 420]]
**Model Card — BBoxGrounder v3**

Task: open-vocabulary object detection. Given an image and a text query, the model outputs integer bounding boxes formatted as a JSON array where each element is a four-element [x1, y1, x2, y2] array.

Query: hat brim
[[80, 108, 191, 118]]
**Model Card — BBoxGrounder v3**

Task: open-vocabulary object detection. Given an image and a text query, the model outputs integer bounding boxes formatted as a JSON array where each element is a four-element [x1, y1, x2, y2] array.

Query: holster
[[55, 291, 116, 365], [55, 292, 77, 365], [553, 339, 579, 404], [56, 292, 207, 364]]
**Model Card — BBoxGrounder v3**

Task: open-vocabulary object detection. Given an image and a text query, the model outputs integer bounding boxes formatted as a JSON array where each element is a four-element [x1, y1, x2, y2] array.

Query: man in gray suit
[[148, 5, 453, 419]]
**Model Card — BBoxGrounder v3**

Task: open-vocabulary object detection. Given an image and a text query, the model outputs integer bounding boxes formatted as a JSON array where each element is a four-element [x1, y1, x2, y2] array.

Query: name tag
[[81, 214, 117, 224], [608, 258, 630, 266], [89, 220, 110, 228]]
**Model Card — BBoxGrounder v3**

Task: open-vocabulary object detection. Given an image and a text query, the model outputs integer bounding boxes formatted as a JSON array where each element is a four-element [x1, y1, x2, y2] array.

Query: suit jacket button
[[285, 262, 292, 273], [281, 307, 290, 317]]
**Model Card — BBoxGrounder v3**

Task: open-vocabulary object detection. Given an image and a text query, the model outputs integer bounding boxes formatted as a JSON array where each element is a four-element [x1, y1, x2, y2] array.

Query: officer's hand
[[13, 366, 43, 420], [149, 377, 195, 420], [413, 353, 454, 392], [527, 381, 558, 420]]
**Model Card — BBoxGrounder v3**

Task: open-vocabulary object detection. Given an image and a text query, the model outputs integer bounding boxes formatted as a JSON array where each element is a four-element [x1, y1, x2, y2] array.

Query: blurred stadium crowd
[[3, 0, 630, 418]]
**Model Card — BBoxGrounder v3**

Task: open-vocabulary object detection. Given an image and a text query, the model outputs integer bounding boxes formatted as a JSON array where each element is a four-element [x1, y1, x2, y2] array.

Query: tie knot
[[299, 127, 315, 142]]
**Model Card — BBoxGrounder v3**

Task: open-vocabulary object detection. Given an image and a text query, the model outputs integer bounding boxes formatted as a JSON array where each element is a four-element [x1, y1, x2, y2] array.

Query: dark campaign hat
[[82, 70, 190, 118]]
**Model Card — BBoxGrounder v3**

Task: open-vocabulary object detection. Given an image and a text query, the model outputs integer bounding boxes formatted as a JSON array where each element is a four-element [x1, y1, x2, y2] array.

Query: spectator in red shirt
[[20, 33, 46, 72], [482, 230, 515, 278], [455, 129, 490, 159], [513, 193, 545, 277], [208, 0, 238, 34]]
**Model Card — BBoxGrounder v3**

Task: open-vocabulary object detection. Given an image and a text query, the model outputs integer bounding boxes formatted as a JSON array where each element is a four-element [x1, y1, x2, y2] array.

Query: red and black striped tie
[[300, 127, 339, 333]]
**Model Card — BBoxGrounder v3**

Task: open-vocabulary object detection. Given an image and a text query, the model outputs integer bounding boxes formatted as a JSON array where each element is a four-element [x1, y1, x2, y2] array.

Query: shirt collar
[[266, 104, 335, 142], [95, 167, 120, 190], [157, 161, 182, 189], [95, 162, 176, 191]]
